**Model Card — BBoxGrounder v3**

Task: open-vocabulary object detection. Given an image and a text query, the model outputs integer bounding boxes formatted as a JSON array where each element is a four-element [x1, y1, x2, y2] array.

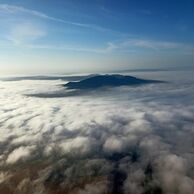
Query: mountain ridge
[[64, 74, 164, 89]]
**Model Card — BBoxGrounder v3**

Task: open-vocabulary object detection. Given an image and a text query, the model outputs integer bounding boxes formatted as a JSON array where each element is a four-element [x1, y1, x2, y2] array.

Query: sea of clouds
[[0, 71, 194, 194]]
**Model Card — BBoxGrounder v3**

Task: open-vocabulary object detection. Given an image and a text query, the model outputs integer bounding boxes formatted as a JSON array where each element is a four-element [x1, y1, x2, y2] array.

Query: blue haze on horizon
[[0, 0, 194, 75]]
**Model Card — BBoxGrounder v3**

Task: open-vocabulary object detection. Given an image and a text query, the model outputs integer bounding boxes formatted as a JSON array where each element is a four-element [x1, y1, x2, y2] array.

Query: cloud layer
[[0, 71, 194, 194]]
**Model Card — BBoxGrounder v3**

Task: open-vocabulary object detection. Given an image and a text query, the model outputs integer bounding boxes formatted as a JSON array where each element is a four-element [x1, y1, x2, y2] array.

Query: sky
[[0, 0, 194, 75]]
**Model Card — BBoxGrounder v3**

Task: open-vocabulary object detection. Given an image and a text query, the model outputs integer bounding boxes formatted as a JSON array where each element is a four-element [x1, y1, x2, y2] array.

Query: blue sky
[[0, 0, 194, 74]]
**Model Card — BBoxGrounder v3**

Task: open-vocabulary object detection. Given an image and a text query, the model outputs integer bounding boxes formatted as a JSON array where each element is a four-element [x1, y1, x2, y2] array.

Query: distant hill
[[64, 74, 163, 89]]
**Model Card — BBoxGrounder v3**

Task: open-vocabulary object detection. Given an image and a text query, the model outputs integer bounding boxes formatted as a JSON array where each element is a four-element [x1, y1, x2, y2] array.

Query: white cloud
[[103, 135, 126, 153], [6, 145, 35, 164], [0, 71, 194, 193], [7, 23, 46, 45], [60, 136, 98, 156]]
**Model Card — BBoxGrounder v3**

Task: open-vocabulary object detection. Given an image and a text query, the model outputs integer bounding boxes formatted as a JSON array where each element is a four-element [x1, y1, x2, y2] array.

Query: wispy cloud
[[22, 42, 118, 54], [104, 38, 194, 54], [0, 4, 122, 35], [7, 23, 46, 45], [115, 39, 182, 51], [16, 38, 194, 55], [1, 4, 193, 55]]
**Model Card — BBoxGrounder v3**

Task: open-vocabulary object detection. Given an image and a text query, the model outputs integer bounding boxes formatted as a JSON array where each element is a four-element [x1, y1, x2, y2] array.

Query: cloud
[[2, 4, 193, 55], [22, 43, 113, 54], [0, 4, 120, 34], [0, 4, 47, 17], [156, 154, 194, 194], [106, 38, 185, 53], [0, 72, 194, 193], [59, 136, 98, 156], [7, 23, 46, 45], [125, 39, 180, 50], [18, 38, 188, 54], [103, 135, 129, 153], [0, 172, 11, 184], [124, 169, 145, 194], [100, 38, 194, 55], [6, 145, 35, 164], [77, 181, 108, 194]]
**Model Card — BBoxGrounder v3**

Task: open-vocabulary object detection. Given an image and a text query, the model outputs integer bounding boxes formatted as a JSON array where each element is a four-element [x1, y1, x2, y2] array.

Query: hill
[[64, 74, 163, 89]]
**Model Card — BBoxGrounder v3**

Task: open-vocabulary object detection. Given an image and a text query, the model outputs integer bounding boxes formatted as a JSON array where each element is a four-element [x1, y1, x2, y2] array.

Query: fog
[[0, 71, 194, 194]]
